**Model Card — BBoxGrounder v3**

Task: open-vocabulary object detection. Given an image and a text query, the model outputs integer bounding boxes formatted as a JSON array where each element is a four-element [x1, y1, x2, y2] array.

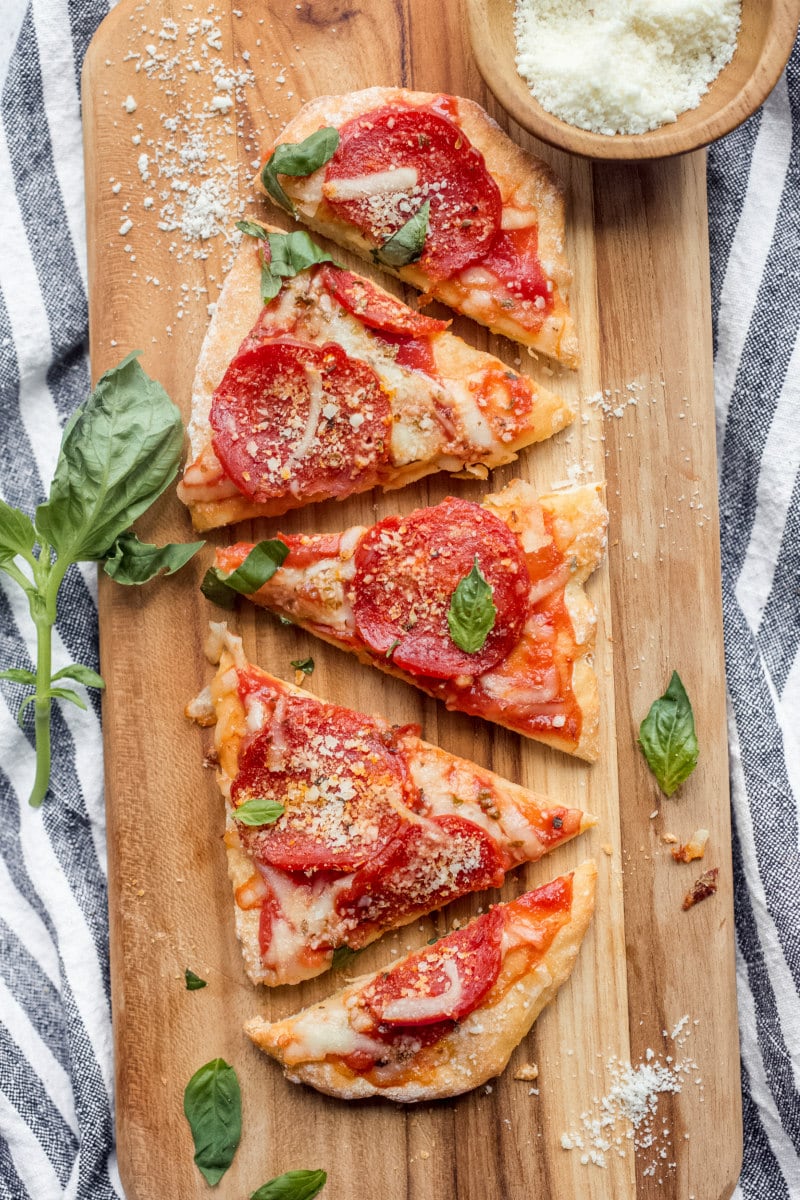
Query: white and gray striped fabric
[[0, 3, 797, 1196]]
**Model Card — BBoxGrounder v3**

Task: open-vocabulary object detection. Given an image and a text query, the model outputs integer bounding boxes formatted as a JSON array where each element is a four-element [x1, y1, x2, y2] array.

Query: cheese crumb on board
[[514, 0, 741, 136]]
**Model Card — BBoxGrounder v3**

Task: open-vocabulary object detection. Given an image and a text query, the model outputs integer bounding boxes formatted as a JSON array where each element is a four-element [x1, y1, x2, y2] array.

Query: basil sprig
[[183, 1058, 242, 1186], [0, 353, 203, 806], [237, 223, 337, 302], [374, 200, 430, 268], [232, 798, 285, 827], [638, 671, 699, 797], [201, 540, 289, 609], [261, 127, 340, 214], [251, 1170, 327, 1200], [185, 969, 207, 991], [447, 557, 496, 654]]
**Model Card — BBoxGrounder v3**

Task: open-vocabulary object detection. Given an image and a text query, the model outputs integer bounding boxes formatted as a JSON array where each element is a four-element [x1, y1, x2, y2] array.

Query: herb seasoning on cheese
[[513, 0, 742, 136]]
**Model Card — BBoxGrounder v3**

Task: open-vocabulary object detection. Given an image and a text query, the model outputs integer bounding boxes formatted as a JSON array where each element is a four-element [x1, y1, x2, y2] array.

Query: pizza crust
[[244, 860, 597, 1102], [258, 88, 578, 367], [178, 219, 574, 531]]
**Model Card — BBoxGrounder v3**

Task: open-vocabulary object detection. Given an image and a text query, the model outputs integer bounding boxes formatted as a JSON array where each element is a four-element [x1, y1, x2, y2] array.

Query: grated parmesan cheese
[[514, 0, 741, 136]]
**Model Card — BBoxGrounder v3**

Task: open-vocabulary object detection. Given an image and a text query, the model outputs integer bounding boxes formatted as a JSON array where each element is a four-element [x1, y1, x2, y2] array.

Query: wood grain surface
[[467, 0, 800, 159], [82, 2, 741, 1197]]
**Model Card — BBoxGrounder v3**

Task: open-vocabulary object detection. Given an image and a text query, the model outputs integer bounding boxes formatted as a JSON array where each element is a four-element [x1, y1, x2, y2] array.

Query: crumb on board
[[672, 829, 709, 863], [682, 867, 719, 910], [514, 1062, 539, 1082]]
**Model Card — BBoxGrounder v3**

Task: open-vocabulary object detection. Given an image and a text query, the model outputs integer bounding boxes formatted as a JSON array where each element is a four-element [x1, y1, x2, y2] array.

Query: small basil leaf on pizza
[[250, 1170, 328, 1200], [638, 671, 698, 797], [102, 531, 204, 585], [235, 219, 267, 240], [447, 556, 497, 654], [262, 127, 340, 213], [260, 263, 282, 303], [374, 199, 430, 267], [183, 1058, 241, 1186], [267, 232, 335, 279], [290, 657, 314, 676], [185, 969, 207, 991], [202, 540, 289, 607], [233, 798, 286, 826]]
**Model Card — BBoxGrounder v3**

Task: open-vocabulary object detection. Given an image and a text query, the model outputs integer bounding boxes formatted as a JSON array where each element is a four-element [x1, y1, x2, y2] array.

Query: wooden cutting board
[[82, 2, 741, 1197]]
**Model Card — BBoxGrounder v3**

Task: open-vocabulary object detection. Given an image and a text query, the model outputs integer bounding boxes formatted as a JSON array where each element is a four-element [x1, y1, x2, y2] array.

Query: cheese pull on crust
[[188, 625, 595, 987], [245, 861, 597, 1102], [177, 220, 574, 532], [213, 478, 608, 761], [257, 89, 579, 367]]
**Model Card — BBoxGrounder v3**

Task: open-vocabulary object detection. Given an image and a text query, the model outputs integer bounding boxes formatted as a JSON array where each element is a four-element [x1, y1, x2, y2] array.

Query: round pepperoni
[[323, 106, 502, 279], [232, 697, 417, 872], [209, 340, 392, 503], [476, 228, 551, 309], [352, 497, 530, 679], [319, 266, 448, 337], [361, 906, 504, 1027], [334, 814, 506, 938]]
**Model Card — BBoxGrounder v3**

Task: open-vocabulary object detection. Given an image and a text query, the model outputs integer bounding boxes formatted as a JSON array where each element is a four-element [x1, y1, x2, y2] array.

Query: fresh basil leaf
[[185, 969, 207, 991], [447, 556, 496, 654], [638, 671, 699, 797], [251, 1170, 327, 1200], [385, 638, 400, 659], [0, 500, 36, 560], [267, 232, 335, 278], [236, 218, 267, 240], [183, 1058, 242, 1186], [232, 798, 285, 827], [47, 687, 87, 710], [0, 668, 36, 685], [375, 200, 430, 268], [35, 353, 184, 563], [262, 127, 340, 213], [51, 664, 105, 689], [290, 657, 314, 676], [201, 540, 289, 608], [261, 262, 283, 303], [242, 230, 336, 305], [102, 531, 204, 585]]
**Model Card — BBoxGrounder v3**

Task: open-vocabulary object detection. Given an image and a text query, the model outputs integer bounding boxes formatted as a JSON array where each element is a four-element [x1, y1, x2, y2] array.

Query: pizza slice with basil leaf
[[186, 625, 594, 988], [177, 220, 574, 532], [256, 87, 579, 367], [245, 861, 596, 1101], [203, 478, 607, 760]]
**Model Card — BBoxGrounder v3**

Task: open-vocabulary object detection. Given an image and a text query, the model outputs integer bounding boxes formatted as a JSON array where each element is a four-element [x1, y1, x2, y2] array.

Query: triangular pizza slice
[[177, 221, 573, 531], [256, 88, 579, 367], [187, 626, 594, 987], [245, 861, 596, 1102], [208, 478, 607, 760]]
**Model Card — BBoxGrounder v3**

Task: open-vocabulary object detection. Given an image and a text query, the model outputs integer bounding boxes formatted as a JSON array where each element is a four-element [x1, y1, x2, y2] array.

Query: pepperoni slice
[[319, 266, 448, 337], [323, 106, 502, 280], [209, 340, 392, 503], [506, 874, 573, 924], [334, 814, 506, 937], [476, 228, 551, 309], [352, 497, 530, 679], [361, 907, 504, 1027], [231, 697, 416, 871]]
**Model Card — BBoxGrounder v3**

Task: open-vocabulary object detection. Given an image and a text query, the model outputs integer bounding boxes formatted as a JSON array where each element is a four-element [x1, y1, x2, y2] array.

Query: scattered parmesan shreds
[[560, 1017, 701, 1181], [111, 8, 259, 316]]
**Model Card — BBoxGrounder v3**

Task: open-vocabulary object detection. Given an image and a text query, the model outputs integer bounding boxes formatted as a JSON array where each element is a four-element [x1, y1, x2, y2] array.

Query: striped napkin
[[0, 3, 797, 1197]]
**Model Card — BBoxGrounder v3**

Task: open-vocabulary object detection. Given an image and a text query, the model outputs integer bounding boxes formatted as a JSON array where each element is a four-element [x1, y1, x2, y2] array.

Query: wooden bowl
[[466, 0, 800, 159]]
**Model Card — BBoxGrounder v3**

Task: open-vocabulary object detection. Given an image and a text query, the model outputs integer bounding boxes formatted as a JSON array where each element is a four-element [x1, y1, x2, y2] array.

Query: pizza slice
[[186, 624, 594, 987], [206, 478, 607, 760], [256, 88, 578, 367], [245, 861, 597, 1102], [177, 222, 573, 532]]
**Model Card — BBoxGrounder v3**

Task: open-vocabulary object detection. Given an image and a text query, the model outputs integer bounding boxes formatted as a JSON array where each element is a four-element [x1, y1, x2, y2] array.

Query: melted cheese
[[281, 1002, 385, 1066], [324, 167, 418, 200], [380, 958, 463, 1023]]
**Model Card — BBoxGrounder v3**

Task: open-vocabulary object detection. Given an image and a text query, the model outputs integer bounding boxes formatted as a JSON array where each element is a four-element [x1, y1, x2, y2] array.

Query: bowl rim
[[465, 0, 800, 160]]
